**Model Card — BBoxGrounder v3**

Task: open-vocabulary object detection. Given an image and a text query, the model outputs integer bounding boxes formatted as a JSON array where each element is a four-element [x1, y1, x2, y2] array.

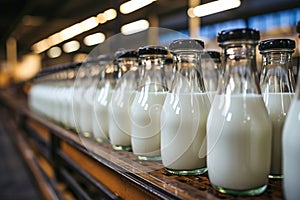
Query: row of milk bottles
[[28, 28, 300, 198]]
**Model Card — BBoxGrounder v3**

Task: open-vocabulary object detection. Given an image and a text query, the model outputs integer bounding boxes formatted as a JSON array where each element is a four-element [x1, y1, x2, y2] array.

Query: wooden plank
[[61, 141, 159, 200]]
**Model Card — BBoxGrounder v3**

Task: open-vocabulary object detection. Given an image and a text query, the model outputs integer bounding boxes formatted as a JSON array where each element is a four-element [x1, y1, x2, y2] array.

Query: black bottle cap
[[165, 58, 173, 65], [118, 50, 138, 58], [138, 45, 168, 55], [205, 51, 221, 63], [207, 51, 220, 59], [297, 21, 300, 34], [169, 39, 205, 52], [258, 39, 295, 51], [217, 28, 260, 43]]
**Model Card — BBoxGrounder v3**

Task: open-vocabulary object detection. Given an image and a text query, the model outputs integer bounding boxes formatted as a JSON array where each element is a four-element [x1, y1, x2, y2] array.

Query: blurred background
[[0, 0, 300, 86]]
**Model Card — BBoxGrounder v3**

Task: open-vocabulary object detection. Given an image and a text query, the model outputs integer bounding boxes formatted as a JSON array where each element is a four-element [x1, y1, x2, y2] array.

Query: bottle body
[[109, 90, 136, 149], [93, 82, 113, 142], [131, 91, 167, 159], [161, 92, 209, 174], [207, 94, 271, 191]]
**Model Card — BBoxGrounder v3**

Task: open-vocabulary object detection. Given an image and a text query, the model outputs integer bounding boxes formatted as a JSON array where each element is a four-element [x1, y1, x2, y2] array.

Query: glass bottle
[[108, 50, 139, 151], [202, 50, 221, 103], [64, 64, 78, 129], [207, 28, 272, 196], [79, 59, 101, 138], [73, 62, 88, 133], [259, 39, 296, 179], [282, 21, 300, 200], [161, 39, 210, 175], [131, 46, 168, 160], [93, 55, 116, 143]]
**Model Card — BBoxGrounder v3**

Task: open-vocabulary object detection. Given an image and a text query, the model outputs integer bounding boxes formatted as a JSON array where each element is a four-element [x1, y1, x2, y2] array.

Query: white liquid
[[73, 86, 85, 132], [207, 94, 272, 190], [131, 91, 167, 157], [161, 92, 210, 170], [92, 85, 113, 140], [79, 85, 94, 136], [263, 93, 293, 176], [109, 90, 136, 147], [283, 99, 300, 200]]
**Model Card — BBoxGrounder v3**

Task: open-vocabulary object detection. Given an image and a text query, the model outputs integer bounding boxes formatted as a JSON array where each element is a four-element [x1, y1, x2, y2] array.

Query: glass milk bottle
[[282, 21, 300, 200], [79, 59, 101, 138], [64, 64, 78, 129], [73, 63, 88, 133], [161, 39, 210, 175], [93, 55, 116, 142], [207, 28, 272, 196], [131, 46, 168, 160], [202, 51, 221, 103], [108, 50, 139, 151], [259, 39, 296, 178]]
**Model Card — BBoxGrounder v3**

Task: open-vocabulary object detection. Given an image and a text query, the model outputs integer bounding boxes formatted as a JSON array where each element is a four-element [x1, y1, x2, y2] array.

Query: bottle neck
[[262, 51, 293, 66], [118, 58, 138, 74], [172, 52, 205, 93], [139, 55, 167, 92], [220, 42, 261, 95], [260, 50, 295, 93]]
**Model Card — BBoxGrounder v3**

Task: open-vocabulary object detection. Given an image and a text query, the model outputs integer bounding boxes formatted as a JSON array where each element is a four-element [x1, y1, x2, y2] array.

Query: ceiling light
[[80, 17, 99, 31], [47, 46, 62, 58], [120, 0, 156, 14], [63, 40, 80, 53], [32, 40, 49, 54], [104, 9, 117, 21], [188, 0, 241, 18], [121, 19, 150, 35], [97, 13, 107, 24], [84, 32, 106, 46]]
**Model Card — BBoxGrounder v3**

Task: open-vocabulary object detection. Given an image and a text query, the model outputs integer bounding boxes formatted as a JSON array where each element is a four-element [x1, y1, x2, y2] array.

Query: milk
[[263, 93, 293, 177], [283, 99, 300, 200], [108, 90, 136, 150], [79, 85, 95, 137], [92, 84, 113, 142], [207, 94, 272, 191], [131, 91, 167, 159], [161, 92, 210, 173], [73, 86, 85, 132]]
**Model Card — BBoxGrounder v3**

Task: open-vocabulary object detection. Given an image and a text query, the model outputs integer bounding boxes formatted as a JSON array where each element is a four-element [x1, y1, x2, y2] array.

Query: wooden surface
[[0, 90, 284, 200]]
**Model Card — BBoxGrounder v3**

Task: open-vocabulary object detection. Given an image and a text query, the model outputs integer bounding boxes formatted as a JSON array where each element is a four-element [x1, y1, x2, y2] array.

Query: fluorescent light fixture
[[63, 40, 80, 53], [32, 8, 118, 54], [120, 0, 156, 14], [121, 19, 149, 35], [32, 40, 49, 54], [80, 17, 99, 31], [104, 8, 117, 21], [47, 46, 62, 58], [83, 32, 106, 46], [97, 13, 107, 24], [188, 0, 241, 18], [32, 17, 100, 53]]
